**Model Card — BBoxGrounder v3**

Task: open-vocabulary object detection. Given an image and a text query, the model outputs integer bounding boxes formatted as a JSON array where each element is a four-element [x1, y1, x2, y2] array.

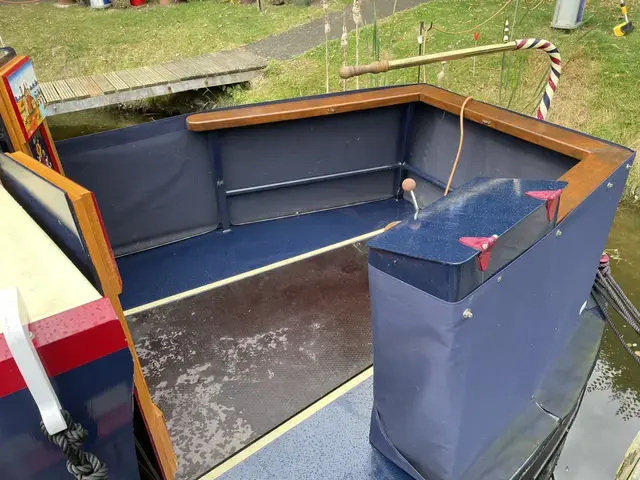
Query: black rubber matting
[[127, 243, 373, 480]]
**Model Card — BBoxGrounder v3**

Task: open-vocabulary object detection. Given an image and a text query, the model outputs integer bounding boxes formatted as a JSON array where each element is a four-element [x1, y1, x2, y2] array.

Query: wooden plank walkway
[[41, 50, 266, 115]]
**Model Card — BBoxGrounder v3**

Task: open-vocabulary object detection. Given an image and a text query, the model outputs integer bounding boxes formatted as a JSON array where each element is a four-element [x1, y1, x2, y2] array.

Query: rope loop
[[40, 410, 108, 480]]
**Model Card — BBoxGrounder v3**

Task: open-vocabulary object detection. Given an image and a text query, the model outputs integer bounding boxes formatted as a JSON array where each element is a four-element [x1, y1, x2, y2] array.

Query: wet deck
[[127, 243, 373, 480]]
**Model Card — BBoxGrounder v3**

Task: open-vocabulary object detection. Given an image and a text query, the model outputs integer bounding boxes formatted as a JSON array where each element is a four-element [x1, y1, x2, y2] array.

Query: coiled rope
[[592, 255, 640, 366], [514, 38, 562, 120], [40, 410, 108, 479]]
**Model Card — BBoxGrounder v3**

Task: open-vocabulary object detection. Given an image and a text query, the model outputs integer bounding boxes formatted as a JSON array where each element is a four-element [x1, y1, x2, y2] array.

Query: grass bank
[[0, 0, 332, 81], [228, 0, 640, 201]]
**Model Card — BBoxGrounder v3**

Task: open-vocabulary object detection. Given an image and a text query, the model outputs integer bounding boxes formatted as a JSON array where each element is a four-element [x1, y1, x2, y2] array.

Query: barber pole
[[340, 38, 562, 121], [514, 38, 562, 120]]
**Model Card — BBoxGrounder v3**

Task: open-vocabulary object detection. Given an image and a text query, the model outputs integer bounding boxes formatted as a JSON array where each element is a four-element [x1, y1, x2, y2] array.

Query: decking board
[[41, 50, 266, 115], [91, 74, 117, 94]]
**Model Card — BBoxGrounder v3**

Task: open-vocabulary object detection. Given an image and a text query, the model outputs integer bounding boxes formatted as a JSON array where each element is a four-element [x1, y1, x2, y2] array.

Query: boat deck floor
[[119, 198, 411, 311], [127, 243, 374, 480], [215, 374, 410, 480]]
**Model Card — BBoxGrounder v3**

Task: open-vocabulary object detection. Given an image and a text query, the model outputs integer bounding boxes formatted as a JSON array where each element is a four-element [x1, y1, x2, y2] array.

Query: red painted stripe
[[550, 56, 561, 65], [536, 108, 545, 120], [516, 39, 527, 49], [549, 78, 557, 92], [541, 41, 551, 49], [0, 297, 127, 398]]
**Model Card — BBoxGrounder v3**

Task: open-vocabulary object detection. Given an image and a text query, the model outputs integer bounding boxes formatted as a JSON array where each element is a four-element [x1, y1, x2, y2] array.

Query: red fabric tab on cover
[[459, 235, 498, 271], [0, 297, 127, 398], [526, 189, 562, 222]]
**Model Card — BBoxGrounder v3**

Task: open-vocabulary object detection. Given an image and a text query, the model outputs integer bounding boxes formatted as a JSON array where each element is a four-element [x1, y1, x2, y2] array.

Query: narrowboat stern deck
[[122, 200, 411, 479], [0, 84, 633, 480]]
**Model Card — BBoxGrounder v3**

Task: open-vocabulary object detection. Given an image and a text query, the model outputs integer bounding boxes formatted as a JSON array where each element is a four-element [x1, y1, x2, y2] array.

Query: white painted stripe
[[199, 367, 374, 479], [124, 227, 391, 316]]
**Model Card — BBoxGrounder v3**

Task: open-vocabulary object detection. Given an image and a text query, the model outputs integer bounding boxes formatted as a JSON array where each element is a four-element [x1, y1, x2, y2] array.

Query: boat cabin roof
[[0, 184, 100, 329]]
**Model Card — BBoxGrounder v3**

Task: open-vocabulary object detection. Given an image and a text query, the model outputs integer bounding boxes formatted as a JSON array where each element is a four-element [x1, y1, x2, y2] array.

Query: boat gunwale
[[185, 84, 635, 221]]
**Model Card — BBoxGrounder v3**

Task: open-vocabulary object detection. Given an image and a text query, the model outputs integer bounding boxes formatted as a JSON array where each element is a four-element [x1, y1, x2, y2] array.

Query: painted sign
[[28, 124, 58, 172], [2, 58, 47, 140]]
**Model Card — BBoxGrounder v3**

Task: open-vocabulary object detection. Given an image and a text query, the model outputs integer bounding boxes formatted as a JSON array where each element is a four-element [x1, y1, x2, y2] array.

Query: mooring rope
[[592, 256, 640, 366], [514, 39, 562, 120], [40, 410, 108, 479]]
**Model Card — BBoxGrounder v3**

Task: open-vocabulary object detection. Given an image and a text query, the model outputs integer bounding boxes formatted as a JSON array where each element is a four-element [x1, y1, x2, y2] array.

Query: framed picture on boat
[[27, 124, 59, 173], [1, 57, 47, 141]]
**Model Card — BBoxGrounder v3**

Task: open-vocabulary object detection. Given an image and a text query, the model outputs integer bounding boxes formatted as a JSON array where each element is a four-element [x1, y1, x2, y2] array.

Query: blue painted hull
[[0, 85, 632, 479]]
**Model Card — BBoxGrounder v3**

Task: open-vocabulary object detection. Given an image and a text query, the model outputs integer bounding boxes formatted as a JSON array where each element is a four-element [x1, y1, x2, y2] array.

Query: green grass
[[228, 0, 640, 201], [0, 0, 334, 81]]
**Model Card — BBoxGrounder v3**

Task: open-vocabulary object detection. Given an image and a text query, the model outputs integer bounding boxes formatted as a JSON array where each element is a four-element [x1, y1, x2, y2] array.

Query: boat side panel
[[367, 161, 629, 480], [219, 106, 404, 191], [228, 170, 396, 224], [57, 115, 218, 256], [406, 102, 576, 192], [218, 106, 405, 224], [0, 349, 136, 480]]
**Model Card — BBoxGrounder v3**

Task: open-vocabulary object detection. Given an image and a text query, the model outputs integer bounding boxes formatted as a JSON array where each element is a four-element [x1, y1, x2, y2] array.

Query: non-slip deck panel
[[127, 244, 373, 480], [117, 199, 412, 310], [217, 304, 605, 480]]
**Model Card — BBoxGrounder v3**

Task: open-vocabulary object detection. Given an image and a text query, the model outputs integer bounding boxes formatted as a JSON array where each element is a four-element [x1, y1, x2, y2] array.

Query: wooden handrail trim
[[186, 86, 422, 131], [185, 84, 633, 221], [418, 86, 601, 160], [558, 148, 632, 220]]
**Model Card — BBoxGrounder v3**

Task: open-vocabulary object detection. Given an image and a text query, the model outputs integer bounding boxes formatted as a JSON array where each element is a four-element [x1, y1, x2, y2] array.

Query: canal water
[[555, 206, 640, 479], [49, 111, 640, 479]]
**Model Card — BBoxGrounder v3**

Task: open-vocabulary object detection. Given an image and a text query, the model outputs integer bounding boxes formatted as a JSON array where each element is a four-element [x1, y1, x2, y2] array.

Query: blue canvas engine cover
[[368, 178, 567, 301], [366, 164, 628, 480]]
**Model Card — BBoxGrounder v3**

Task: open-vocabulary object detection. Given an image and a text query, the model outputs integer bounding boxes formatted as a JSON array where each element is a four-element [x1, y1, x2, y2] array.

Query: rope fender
[[514, 39, 562, 121], [40, 410, 108, 480]]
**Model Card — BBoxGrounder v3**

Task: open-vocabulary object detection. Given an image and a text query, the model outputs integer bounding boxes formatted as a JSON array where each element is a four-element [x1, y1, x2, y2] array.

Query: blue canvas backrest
[[56, 102, 407, 256], [0, 153, 99, 290]]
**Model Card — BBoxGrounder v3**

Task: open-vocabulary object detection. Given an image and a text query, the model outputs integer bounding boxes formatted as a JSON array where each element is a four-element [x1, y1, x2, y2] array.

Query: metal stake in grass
[[437, 61, 447, 86], [417, 21, 425, 83], [352, 0, 363, 89], [499, 18, 509, 103], [341, 12, 349, 92], [323, 0, 330, 93], [372, 0, 380, 88], [472, 32, 480, 76]]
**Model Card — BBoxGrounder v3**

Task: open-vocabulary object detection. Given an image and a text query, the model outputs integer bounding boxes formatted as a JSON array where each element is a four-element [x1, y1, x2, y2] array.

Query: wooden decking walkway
[[41, 50, 266, 115]]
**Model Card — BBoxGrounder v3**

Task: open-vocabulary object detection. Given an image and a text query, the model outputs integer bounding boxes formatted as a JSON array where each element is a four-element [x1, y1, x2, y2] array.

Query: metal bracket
[[526, 189, 563, 222], [0, 288, 67, 435], [459, 235, 499, 271]]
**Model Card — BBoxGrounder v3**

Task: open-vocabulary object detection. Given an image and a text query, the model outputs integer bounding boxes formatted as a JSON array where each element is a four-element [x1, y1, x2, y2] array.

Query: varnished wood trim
[[186, 86, 422, 131], [558, 148, 632, 220], [5, 152, 177, 480], [418, 86, 601, 160], [186, 84, 633, 221], [7, 152, 120, 293]]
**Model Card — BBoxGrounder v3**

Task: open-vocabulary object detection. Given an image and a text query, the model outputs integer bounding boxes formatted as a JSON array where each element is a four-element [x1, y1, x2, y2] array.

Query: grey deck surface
[[127, 243, 373, 480], [41, 50, 266, 115]]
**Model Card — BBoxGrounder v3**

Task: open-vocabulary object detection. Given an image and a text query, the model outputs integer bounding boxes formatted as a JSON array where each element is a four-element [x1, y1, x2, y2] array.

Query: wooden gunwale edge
[[186, 86, 423, 131], [185, 85, 633, 220]]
